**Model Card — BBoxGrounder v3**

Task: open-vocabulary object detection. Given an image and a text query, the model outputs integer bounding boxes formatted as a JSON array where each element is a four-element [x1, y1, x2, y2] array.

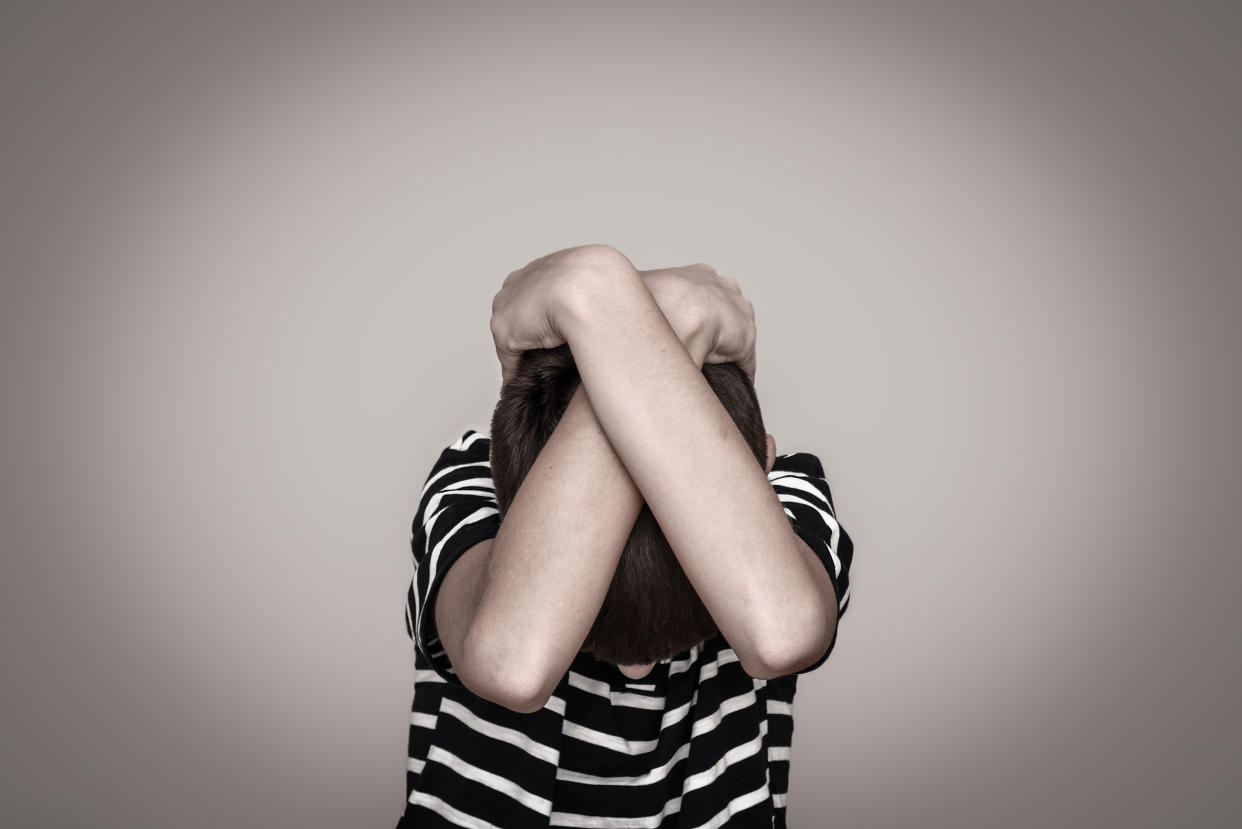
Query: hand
[[639, 264, 757, 381], [490, 244, 635, 385]]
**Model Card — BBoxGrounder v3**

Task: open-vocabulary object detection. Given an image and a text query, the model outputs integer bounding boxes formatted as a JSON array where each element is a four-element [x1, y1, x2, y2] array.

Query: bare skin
[[549, 252, 835, 681], [436, 245, 836, 712], [615, 433, 777, 677], [617, 662, 655, 680]]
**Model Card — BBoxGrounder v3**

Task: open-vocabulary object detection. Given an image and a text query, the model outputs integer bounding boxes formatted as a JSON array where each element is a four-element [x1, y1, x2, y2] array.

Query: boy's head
[[488, 344, 772, 667]]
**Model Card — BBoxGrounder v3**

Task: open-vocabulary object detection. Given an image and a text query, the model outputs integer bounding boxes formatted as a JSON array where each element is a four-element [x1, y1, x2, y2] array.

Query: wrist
[[552, 246, 643, 339]]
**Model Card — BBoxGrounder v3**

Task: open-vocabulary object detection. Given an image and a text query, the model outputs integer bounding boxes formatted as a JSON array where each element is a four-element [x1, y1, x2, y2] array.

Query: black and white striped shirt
[[397, 429, 853, 828]]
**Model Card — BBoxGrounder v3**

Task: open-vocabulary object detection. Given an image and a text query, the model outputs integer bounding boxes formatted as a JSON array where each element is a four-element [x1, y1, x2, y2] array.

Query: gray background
[[2, 1, 1239, 827]]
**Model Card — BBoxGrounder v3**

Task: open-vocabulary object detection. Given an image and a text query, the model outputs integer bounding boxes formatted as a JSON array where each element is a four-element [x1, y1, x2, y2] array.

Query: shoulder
[[768, 450, 836, 513], [417, 430, 496, 509], [769, 450, 826, 479], [447, 428, 490, 456], [428, 428, 490, 471]]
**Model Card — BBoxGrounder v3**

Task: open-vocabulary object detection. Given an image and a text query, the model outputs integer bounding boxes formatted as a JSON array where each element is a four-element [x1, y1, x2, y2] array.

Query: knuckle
[[578, 243, 624, 261]]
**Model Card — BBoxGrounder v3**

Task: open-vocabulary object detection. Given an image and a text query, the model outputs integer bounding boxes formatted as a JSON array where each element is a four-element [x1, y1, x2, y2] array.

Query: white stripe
[[567, 671, 666, 709], [772, 792, 787, 809], [667, 642, 714, 677], [561, 695, 691, 753], [439, 480, 496, 495], [407, 756, 424, 773], [450, 431, 488, 452], [689, 687, 761, 740], [410, 579, 421, 639], [561, 684, 758, 756], [424, 483, 497, 533], [410, 712, 437, 729], [774, 489, 835, 524], [422, 460, 491, 499], [682, 726, 767, 794], [412, 488, 494, 638], [776, 492, 842, 554], [425, 744, 553, 815], [556, 742, 692, 786], [438, 697, 560, 765], [552, 730, 771, 828], [769, 472, 834, 515], [685, 782, 771, 829], [407, 791, 502, 829], [416, 505, 499, 635], [672, 646, 739, 681], [766, 699, 792, 716], [415, 668, 444, 684], [768, 746, 790, 762], [551, 796, 683, 828], [566, 672, 614, 697], [560, 720, 659, 755], [812, 528, 843, 581], [425, 486, 496, 523], [780, 496, 843, 578]]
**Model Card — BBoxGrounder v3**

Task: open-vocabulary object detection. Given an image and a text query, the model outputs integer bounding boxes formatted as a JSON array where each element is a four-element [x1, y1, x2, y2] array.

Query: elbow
[[500, 688, 553, 715], [475, 662, 553, 714], [461, 673, 549, 715], [749, 601, 838, 679], [458, 629, 556, 715]]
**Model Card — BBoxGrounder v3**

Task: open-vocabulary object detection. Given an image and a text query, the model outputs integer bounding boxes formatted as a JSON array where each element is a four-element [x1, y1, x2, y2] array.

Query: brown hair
[[488, 344, 768, 666]]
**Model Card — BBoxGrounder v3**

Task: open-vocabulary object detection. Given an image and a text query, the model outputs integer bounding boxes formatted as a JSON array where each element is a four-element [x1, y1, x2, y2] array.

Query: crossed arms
[[435, 245, 837, 713]]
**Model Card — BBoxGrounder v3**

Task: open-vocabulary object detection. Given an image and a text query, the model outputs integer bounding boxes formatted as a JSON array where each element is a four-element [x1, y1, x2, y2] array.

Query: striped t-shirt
[[396, 429, 853, 829]]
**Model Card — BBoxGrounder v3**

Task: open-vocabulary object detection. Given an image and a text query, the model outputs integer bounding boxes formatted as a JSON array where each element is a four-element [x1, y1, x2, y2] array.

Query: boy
[[397, 245, 853, 828]]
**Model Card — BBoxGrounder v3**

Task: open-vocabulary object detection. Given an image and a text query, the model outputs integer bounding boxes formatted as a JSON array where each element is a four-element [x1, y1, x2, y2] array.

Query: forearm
[[558, 255, 834, 678], [467, 382, 646, 708]]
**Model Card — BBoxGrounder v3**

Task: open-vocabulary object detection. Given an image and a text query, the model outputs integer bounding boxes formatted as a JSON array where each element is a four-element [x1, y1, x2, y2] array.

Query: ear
[[764, 433, 776, 473]]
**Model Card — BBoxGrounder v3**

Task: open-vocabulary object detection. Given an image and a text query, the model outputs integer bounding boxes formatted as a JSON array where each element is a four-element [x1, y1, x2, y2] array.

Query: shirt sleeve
[[405, 429, 501, 686], [767, 451, 854, 675]]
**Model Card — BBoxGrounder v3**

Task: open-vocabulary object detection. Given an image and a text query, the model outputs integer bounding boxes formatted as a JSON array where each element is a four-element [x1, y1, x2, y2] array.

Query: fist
[[490, 244, 633, 385], [639, 263, 757, 381]]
